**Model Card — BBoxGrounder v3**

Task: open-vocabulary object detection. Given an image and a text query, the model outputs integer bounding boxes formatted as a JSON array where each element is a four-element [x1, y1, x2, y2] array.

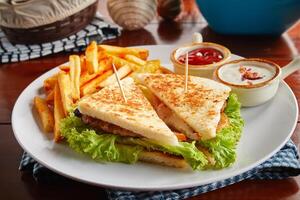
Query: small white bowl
[[214, 57, 300, 107], [170, 42, 231, 79]]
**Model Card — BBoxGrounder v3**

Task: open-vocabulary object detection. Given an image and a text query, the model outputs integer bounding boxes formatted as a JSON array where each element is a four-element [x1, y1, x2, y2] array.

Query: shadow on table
[[157, 20, 183, 43], [105, 28, 157, 46]]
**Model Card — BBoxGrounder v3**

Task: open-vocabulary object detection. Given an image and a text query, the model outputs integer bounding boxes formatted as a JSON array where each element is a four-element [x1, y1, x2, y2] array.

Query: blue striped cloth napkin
[[0, 13, 120, 63], [19, 140, 300, 200]]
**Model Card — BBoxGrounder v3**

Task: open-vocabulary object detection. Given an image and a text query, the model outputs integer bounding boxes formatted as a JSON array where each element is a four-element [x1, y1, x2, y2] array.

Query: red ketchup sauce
[[178, 48, 224, 65]]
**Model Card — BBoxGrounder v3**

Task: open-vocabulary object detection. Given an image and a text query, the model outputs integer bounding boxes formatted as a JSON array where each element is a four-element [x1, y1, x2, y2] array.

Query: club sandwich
[[137, 74, 244, 168], [60, 77, 208, 170]]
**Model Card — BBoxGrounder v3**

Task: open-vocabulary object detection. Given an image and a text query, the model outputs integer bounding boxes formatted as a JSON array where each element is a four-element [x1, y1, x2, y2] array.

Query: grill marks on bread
[[78, 77, 179, 146]]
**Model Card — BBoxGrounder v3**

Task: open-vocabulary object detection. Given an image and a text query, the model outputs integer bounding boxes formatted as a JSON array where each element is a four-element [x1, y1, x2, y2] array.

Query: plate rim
[[11, 45, 299, 191]]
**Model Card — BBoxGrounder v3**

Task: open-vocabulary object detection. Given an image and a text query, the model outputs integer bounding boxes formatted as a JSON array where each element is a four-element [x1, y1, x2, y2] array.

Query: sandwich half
[[138, 74, 244, 169], [60, 77, 208, 170]]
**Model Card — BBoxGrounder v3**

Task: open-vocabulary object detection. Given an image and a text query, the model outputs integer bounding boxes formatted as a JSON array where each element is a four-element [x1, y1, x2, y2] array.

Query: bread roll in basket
[[0, 0, 98, 44]]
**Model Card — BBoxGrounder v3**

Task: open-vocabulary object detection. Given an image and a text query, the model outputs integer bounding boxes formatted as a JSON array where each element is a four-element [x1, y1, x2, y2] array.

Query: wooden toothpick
[[112, 63, 127, 103], [184, 52, 189, 93]]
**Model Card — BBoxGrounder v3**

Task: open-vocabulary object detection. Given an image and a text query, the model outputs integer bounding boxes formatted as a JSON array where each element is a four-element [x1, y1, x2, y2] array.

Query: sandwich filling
[[82, 115, 140, 137]]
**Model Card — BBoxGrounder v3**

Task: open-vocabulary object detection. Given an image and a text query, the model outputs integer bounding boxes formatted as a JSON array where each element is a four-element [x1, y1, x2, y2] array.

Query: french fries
[[81, 70, 113, 96], [124, 54, 146, 66], [99, 56, 113, 71], [98, 45, 149, 60], [80, 57, 113, 87], [57, 71, 73, 116], [59, 65, 70, 72], [69, 55, 81, 101], [109, 55, 140, 71], [34, 96, 54, 132], [85, 41, 98, 74], [34, 42, 168, 142], [54, 84, 65, 142], [99, 65, 132, 87], [46, 89, 54, 104], [80, 70, 100, 87], [98, 49, 109, 60], [43, 74, 57, 92], [59, 56, 87, 73], [80, 55, 87, 72]]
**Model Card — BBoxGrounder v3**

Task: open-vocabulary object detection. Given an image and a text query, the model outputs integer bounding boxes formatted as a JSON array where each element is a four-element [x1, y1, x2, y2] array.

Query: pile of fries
[[34, 42, 171, 142]]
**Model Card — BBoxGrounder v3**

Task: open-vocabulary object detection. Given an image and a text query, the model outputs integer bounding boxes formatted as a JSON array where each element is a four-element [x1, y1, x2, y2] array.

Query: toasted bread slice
[[139, 151, 188, 168], [78, 77, 179, 146], [138, 74, 231, 140]]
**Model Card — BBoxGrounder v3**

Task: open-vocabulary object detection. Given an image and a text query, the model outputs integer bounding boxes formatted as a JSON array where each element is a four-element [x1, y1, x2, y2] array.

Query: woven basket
[[0, 1, 98, 44]]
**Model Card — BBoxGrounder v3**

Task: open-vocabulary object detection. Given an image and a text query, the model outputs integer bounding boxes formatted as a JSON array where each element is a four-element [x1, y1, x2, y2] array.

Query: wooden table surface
[[1, 1, 300, 199]]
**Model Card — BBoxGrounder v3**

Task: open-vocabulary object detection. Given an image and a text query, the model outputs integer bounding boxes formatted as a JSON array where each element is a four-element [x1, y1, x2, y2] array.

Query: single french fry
[[80, 55, 87, 72], [98, 57, 113, 72], [57, 72, 72, 116], [46, 89, 54, 104], [98, 45, 149, 60], [54, 84, 65, 142], [109, 55, 140, 71], [69, 55, 81, 101], [34, 96, 54, 133], [61, 56, 86, 73], [99, 65, 132, 87], [43, 74, 57, 92], [98, 49, 109, 60], [124, 54, 146, 66], [85, 41, 98, 74], [81, 70, 113, 96], [59, 65, 70, 72], [80, 70, 100, 87]]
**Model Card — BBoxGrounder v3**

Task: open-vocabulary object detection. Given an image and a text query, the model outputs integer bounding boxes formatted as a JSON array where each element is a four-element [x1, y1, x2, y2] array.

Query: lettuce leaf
[[60, 114, 208, 170], [118, 137, 208, 170], [198, 93, 244, 169], [60, 114, 142, 164]]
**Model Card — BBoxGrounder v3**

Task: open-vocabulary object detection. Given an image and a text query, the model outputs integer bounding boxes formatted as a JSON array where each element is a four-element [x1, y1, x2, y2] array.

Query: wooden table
[[1, 1, 300, 199]]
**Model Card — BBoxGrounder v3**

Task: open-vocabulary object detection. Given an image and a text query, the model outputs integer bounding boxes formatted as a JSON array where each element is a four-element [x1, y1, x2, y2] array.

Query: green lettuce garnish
[[60, 115, 142, 163], [198, 93, 244, 169], [60, 114, 208, 170], [118, 137, 208, 170]]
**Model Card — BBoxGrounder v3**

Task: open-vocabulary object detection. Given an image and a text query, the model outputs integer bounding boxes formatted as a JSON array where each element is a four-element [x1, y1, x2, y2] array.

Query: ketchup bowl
[[214, 57, 300, 107], [171, 42, 231, 78]]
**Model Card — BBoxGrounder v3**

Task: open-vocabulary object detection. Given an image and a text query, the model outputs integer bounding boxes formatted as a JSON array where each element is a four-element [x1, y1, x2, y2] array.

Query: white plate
[[12, 45, 298, 191]]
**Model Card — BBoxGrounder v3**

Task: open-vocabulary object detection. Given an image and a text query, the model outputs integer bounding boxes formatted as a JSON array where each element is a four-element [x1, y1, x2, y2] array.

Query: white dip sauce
[[218, 61, 276, 86]]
